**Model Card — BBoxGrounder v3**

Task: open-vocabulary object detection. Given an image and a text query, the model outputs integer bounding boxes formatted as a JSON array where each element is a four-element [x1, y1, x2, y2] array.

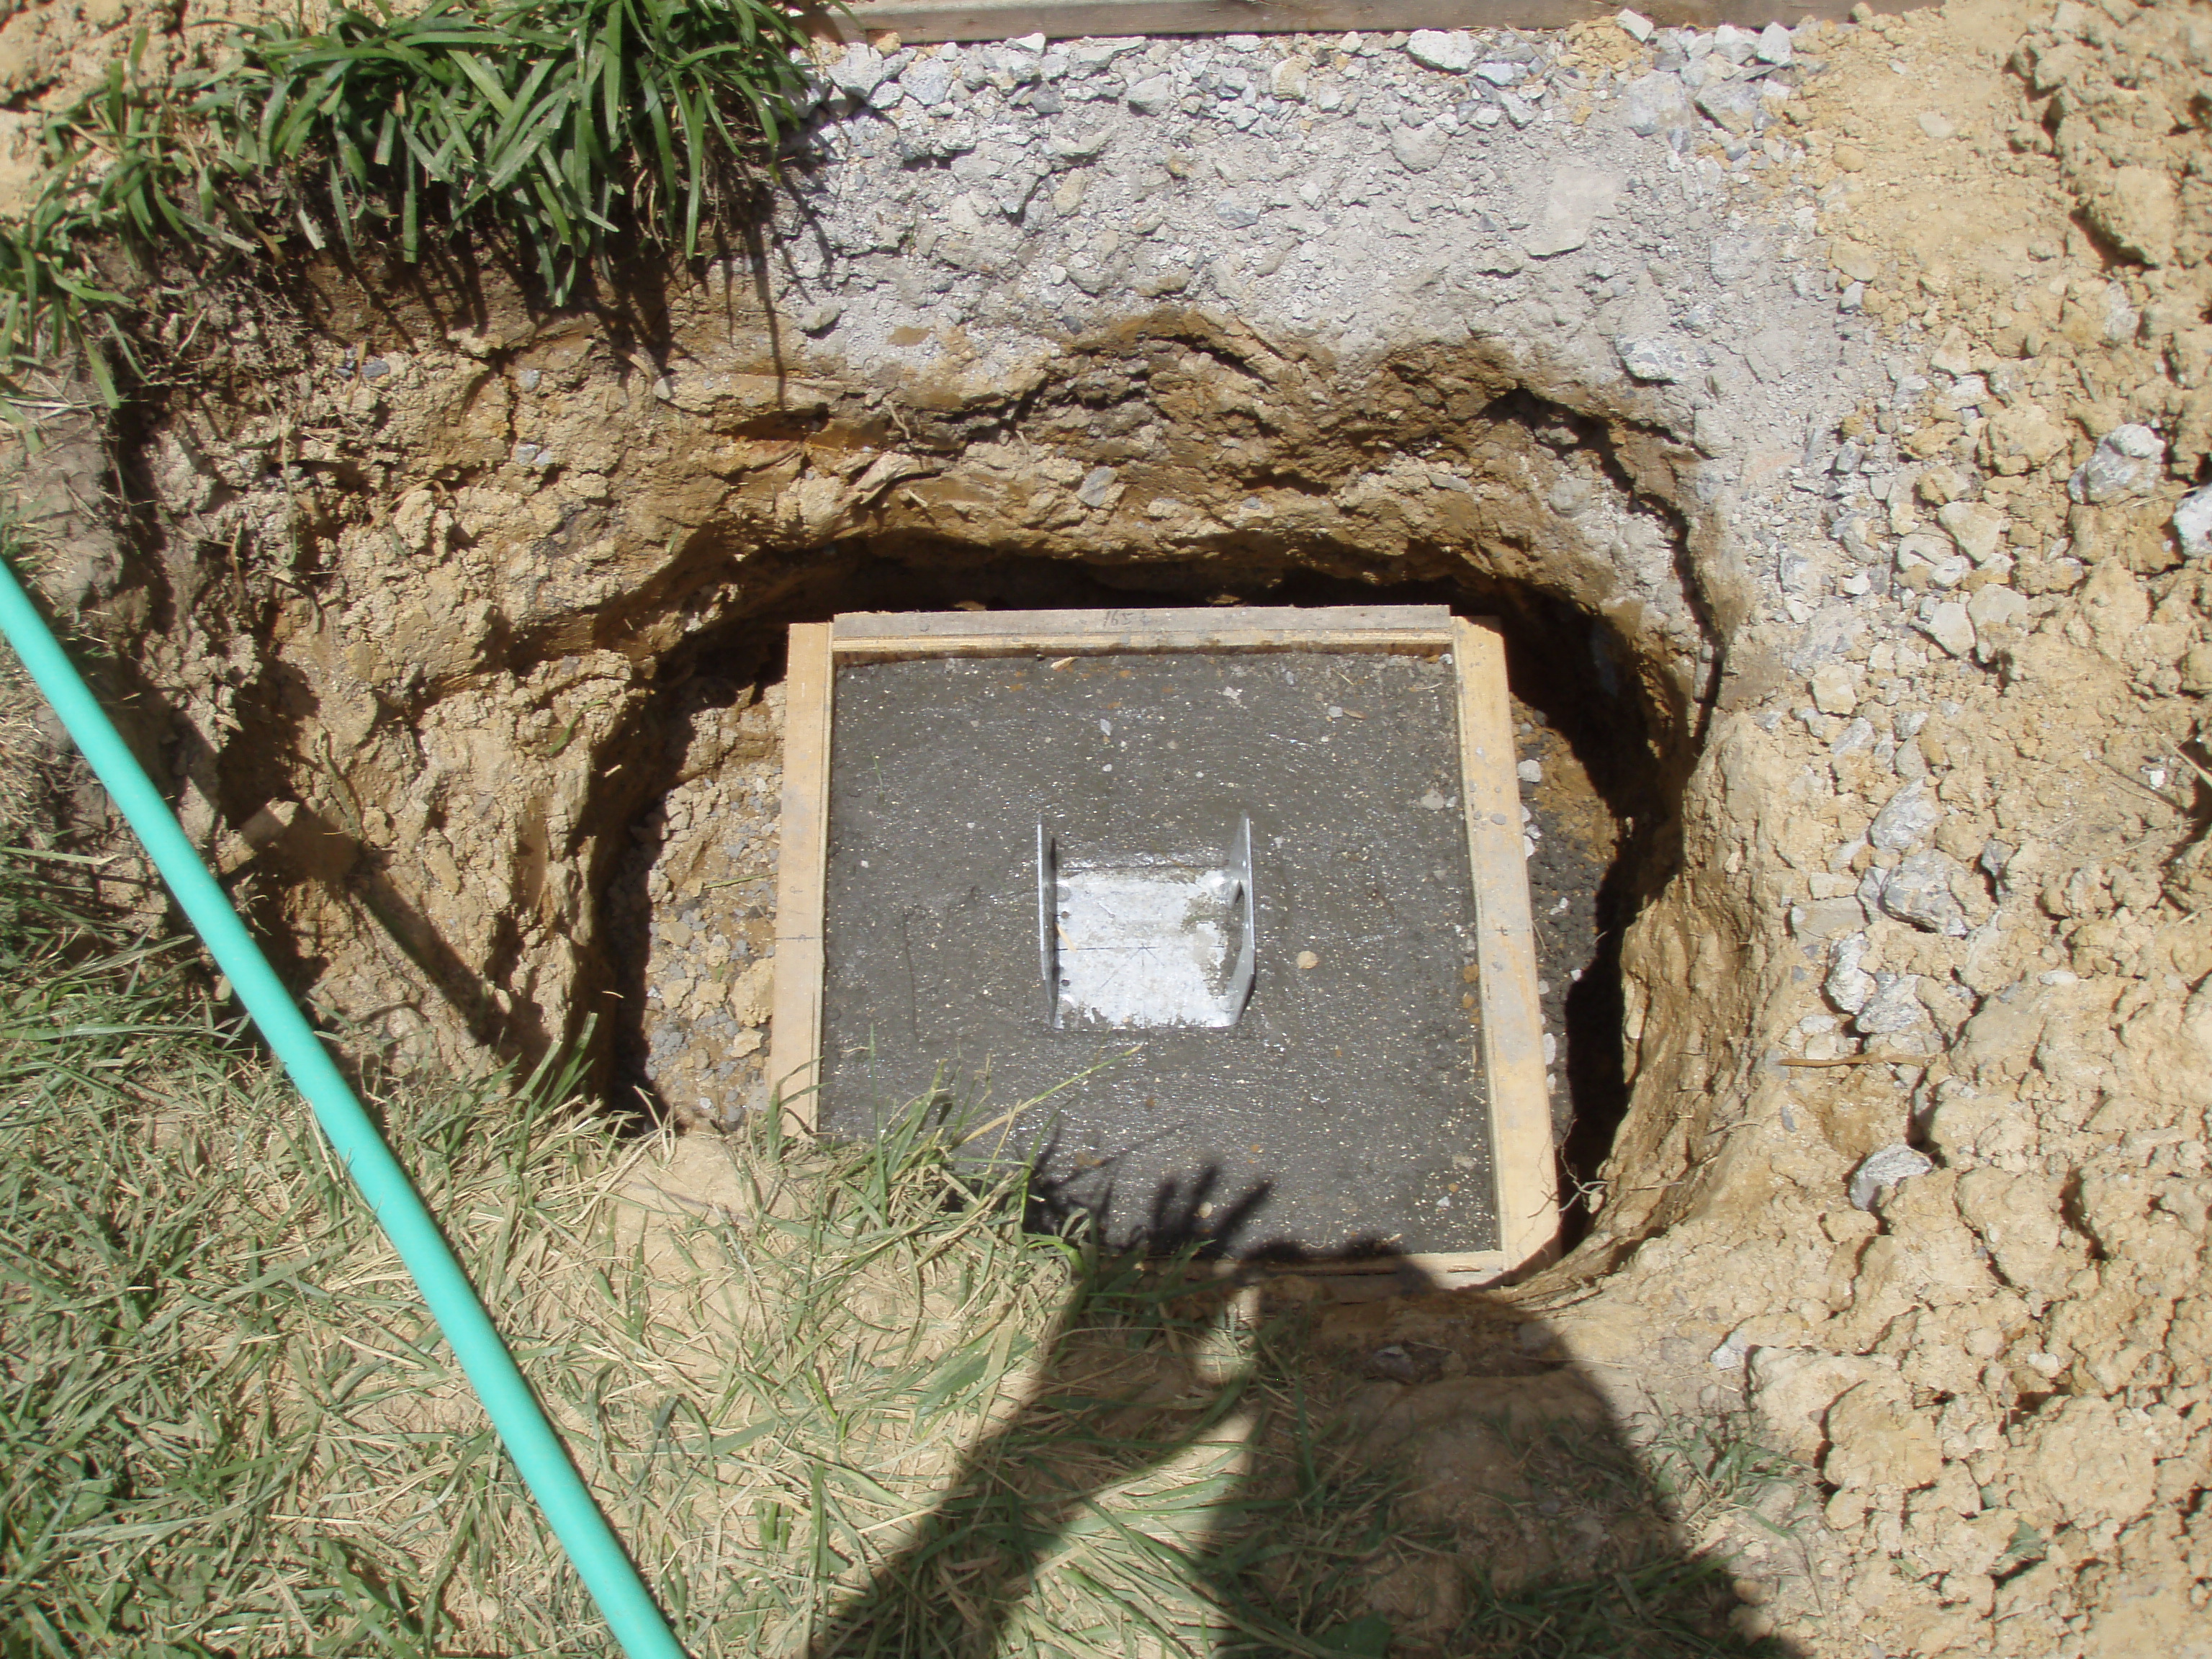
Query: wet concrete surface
[[819, 649, 1498, 1257]]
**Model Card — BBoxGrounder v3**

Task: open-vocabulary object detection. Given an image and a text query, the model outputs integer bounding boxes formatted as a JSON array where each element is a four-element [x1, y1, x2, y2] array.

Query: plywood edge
[[835, 629, 1453, 660], [1197, 1251, 1515, 1304], [832, 605, 1453, 642], [1270, 1249, 1513, 1282], [1452, 616, 1561, 1278], [830, 605, 1454, 659], [770, 623, 835, 1133]]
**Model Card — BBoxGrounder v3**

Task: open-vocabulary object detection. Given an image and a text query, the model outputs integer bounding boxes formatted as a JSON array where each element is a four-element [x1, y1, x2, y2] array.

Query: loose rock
[[2175, 483, 2212, 559], [1125, 74, 1174, 114], [1390, 123, 1448, 173], [1522, 166, 1622, 256], [1876, 850, 1969, 935], [1810, 662, 1857, 716], [2069, 423, 2164, 504], [1936, 500, 2006, 564], [828, 43, 889, 99], [1869, 778, 1941, 852], [1615, 334, 1698, 382], [1694, 79, 1763, 136], [1848, 1144, 1933, 1210], [1966, 583, 2029, 635], [1826, 932, 1875, 1014], [1854, 970, 1931, 1035], [1405, 30, 1475, 73], [899, 56, 957, 107], [1619, 70, 1693, 138], [1919, 600, 1976, 658]]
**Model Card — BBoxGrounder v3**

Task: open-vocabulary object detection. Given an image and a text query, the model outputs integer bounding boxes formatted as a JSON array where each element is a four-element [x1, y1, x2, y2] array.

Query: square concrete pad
[[817, 648, 1498, 1257]]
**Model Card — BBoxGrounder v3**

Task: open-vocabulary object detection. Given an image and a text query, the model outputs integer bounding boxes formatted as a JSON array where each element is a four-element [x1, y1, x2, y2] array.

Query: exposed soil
[[6, 0, 2212, 1651]]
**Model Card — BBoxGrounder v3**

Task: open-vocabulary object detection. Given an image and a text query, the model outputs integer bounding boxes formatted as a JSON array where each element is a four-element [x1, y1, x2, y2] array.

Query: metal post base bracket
[[1039, 817, 1256, 1031]]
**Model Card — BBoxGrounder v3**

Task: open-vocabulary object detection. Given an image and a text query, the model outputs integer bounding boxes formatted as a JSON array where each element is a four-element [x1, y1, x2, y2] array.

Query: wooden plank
[[833, 604, 1451, 644], [1309, 1249, 1510, 1275], [1452, 617, 1560, 1278], [1214, 1249, 1509, 1275], [1205, 1250, 1514, 1298], [836, 629, 1452, 660], [1267, 1250, 1511, 1283], [809, 0, 1928, 43], [1130, 1250, 1527, 1300], [770, 623, 836, 1133], [832, 605, 1454, 660], [1308, 1262, 1508, 1300]]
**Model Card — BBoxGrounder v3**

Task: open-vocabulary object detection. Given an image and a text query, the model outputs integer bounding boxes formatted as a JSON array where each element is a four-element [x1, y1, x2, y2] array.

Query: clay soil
[[6, 0, 2212, 1653]]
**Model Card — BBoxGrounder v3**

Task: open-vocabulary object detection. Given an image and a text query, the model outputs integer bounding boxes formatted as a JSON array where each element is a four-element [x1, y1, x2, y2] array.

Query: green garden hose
[[0, 553, 686, 1659]]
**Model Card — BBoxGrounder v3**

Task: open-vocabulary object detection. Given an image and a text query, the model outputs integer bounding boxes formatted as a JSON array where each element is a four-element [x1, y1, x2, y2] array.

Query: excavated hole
[[599, 541, 1690, 1240], [113, 280, 1741, 1258]]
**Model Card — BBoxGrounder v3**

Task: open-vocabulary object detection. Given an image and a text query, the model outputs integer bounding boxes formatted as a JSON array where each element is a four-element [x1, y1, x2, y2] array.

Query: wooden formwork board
[[1452, 616, 1560, 1273], [769, 605, 1560, 1282], [768, 623, 836, 1131]]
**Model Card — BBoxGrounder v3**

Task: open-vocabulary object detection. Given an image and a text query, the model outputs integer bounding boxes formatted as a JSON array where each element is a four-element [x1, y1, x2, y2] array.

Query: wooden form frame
[[770, 606, 1560, 1282]]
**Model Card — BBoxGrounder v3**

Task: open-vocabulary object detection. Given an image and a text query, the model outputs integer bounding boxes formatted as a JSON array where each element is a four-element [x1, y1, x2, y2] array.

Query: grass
[[1642, 1406, 1804, 1532], [0, 686, 1789, 1655], [0, 836, 1415, 1656], [0, 0, 815, 411], [1449, 1561, 1745, 1659], [210, 0, 814, 294]]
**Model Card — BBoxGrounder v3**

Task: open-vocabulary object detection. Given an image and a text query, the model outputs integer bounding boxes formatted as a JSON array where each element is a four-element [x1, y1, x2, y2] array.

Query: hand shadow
[[808, 1171, 1271, 1659], [809, 1174, 1809, 1659]]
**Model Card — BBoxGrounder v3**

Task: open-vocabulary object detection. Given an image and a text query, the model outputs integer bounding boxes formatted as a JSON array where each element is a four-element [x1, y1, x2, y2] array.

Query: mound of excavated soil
[[6, 0, 2212, 1651]]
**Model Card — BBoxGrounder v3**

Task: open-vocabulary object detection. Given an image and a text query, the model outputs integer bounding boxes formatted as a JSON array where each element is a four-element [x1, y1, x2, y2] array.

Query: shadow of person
[[809, 1187, 1811, 1659], [806, 1174, 1264, 1659]]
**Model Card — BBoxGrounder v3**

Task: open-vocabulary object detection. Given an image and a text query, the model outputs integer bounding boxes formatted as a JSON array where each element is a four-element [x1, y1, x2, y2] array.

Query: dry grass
[[0, 834, 1791, 1657], [0, 657, 55, 836], [0, 845, 1408, 1656]]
